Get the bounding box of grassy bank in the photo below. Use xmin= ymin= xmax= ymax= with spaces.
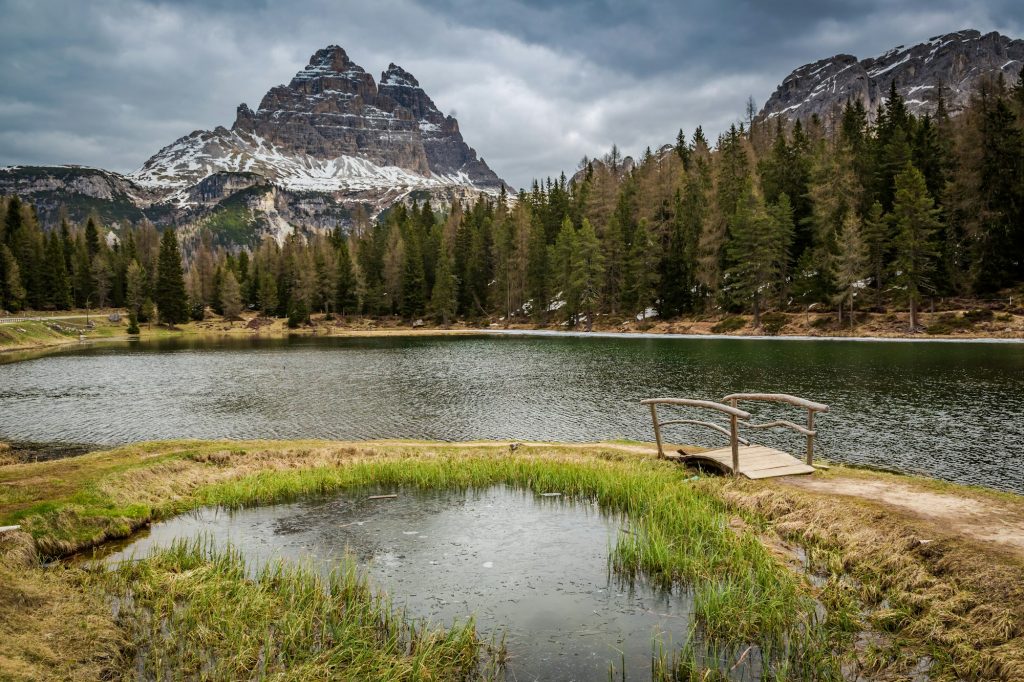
xmin=2 ymin=441 xmax=1024 ymax=679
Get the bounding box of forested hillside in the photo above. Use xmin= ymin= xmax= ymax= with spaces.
xmin=2 ymin=73 xmax=1022 ymax=330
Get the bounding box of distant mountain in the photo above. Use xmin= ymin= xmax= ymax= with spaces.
xmin=757 ymin=29 xmax=1024 ymax=125
xmin=0 ymin=46 xmax=506 ymax=248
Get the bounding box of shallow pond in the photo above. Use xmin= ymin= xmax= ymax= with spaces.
xmin=96 ymin=486 xmax=707 ymax=681
xmin=2 ymin=333 xmax=1023 ymax=491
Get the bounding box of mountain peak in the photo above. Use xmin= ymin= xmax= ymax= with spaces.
xmin=381 ymin=63 xmax=420 ymax=88
xmin=757 ymin=28 xmax=1024 ymax=125
xmin=136 ymin=43 xmax=504 ymax=201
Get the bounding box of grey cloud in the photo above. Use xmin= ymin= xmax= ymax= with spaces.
xmin=1 ymin=0 xmax=1021 ymax=189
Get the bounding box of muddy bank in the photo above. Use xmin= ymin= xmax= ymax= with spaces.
xmin=0 ymin=440 xmax=99 ymax=465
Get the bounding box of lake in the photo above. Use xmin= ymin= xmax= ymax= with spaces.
xmin=1 ymin=333 xmax=1022 ymax=491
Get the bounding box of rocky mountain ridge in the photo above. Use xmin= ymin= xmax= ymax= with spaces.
xmin=0 ymin=45 xmax=506 ymax=248
xmin=757 ymin=29 xmax=1024 ymax=124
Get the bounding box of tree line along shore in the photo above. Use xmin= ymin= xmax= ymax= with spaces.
xmin=2 ymin=74 xmax=1024 ymax=334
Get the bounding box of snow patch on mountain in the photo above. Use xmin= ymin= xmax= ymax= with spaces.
xmin=130 ymin=127 xmax=491 ymax=205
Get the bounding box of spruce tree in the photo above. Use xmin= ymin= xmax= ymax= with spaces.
xmin=219 ymin=269 xmax=242 ymax=319
xmin=831 ymin=210 xmax=869 ymax=326
xmin=891 ymin=164 xmax=940 ymax=331
xmin=126 ymin=260 xmax=146 ymax=315
xmin=525 ymin=218 xmax=549 ymax=322
xmin=44 ymin=232 xmax=72 ymax=309
xmin=572 ymin=218 xmax=605 ymax=331
xmin=862 ymin=201 xmax=888 ymax=297
xmin=429 ymin=245 xmax=458 ymax=326
xmin=725 ymin=182 xmax=779 ymax=325
xmin=258 ymin=271 xmax=279 ymax=316
xmin=85 ymin=217 xmax=101 ymax=258
xmin=335 ymin=237 xmax=358 ymax=316
xmin=155 ymin=228 xmax=188 ymax=324
xmin=400 ymin=233 xmax=426 ymax=318
xmin=551 ymin=217 xmax=579 ymax=325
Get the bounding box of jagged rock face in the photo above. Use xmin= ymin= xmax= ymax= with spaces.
xmin=757 ymin=29 xmax=1024 ymax=125
xmin=227 ymin=45 xmax=504 ymax=188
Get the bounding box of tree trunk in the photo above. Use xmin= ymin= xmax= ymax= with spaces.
xmin=909 ymin=296 xmax=917 ymax=332
xmin=753 ymin=296 xmax=761 ymax=328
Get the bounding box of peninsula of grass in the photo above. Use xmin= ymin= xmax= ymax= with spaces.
xmin=2 ymin=440 xmax=1023 ymax=680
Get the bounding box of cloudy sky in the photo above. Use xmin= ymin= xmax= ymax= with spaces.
xmin=1 ymin=0 xmax=1021 ymax=189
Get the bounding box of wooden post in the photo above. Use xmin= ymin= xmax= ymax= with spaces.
xmin=806 ymin=410 xmax=815 ymax=465
xmin=730 ymin=414 xmax=739 ymax=476
xmin=649 ymin=403 xmax=664 ymax=458
xmin=729 ymin=397 xmax=740 ymax=475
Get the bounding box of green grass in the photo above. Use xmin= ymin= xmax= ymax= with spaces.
xmin=95 ymin=537 xmax=487 ymax=681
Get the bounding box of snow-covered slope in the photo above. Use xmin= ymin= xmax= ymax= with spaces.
xmin=130 ymin=127 xmax=479 ymax=200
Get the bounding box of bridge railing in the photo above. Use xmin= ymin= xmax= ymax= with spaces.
xmin=721 ymin=393 xmax=829 ymax=466
xmin=639 ymin=398 xmax=752 ymax=474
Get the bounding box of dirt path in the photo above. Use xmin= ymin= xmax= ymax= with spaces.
xmin=780 ymin=474 xmax=1024 ymax=556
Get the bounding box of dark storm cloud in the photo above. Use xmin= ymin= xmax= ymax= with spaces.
xmin=1 ymin=0 xmax=1021 ymax=189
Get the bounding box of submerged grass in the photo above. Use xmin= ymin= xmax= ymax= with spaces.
xmin=96 ymin=537 xmax=485 ymax=681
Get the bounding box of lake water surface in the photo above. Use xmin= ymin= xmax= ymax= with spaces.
xmin=2 ymin=333 xmax=1022 ymax=491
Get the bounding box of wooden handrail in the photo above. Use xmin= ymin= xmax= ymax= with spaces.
xmin=641 ymin=398 xmax=751 ymax=474
xmin=721 ymin=393 xmax=829 ymax=413
xmin=657 ymin=419 xmax=752 ymax=446
xmin=722 ymin=393 xmax=828 ymax=466
xmin=742 ymin=420 xmax=815 ymax=437
xmin=641 ymin=398 xmax=751 ymax=420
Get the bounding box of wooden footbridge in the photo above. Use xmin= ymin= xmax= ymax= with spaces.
xmin=640 ymin=393 xmax=829 ymax=479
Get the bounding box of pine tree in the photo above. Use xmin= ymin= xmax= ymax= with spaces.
xmin=551 ymin=217 xmax=579 ymax=325
xmin=219 ymin=269 xmax=242 ymax=319
xmin=91 ymin=254 xmax=112 ymax=308
xmin=862 ymin=201 xmax=888 ymax=297
xmin=831 ymin=210 xmax=869 ymax=326
xmin=400 ymin=232 xmax=427 ymax=318
xmin=258 ymin=270 xmax=279 ymax=316
xmin=126 ymin=260 xmax=146 ymax=315
xmin=572 ymin=218 xmax=605 ymax=331
xmin=1 ymin=245 xmax=25 ymax=312
xmin=891 ymin=164 xmax=940 ymax=331
xmin=525 ymin=217 xmax=549 ymax=322
xmin=155 ymin=228 xmax=188 ymax=324
xmin=84 ymin=217 xmax=101 ymax=258
xmin=623 ymin=218 xmax=659 ymax=322
xmin=725 ymin=181 xmax=779 ymax=325
xmin=43 ymin=232 xmax=72 ymax=309
xmin=335 ymin=237 xmax=358 ymax=316
xmin=429 ymin=244 xmax=458 ymax=326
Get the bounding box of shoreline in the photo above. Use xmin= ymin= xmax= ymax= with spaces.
xmin=2 ymin=308 xmax=1023 ymax=357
